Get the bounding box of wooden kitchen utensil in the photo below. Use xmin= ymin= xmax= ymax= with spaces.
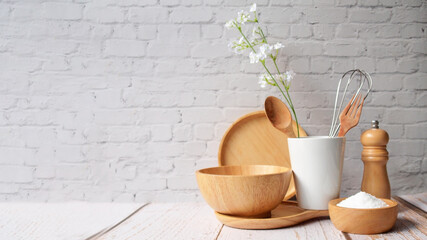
xmin=196 ymin=165 xmax=292 ymax=218
xmin=264 ymin=96 xmax=296 ymax=138
xmin=329 ymin=69 xmax=372 ymax=137
xmin=329 ymin=198 xmax=398 ymax=234
xmin=214 ymin=201 xmax=329 ymax=230
xmin=360 ymin=120 xmax=391 ymax=199
xmin=337 ymin=94 xmax=364 ymax=137
xmin=218 ymin=111 xmax=307 ymax=200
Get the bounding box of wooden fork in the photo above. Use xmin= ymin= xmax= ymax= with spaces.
xmin=337 ymin=94 xmax=364 ymax=137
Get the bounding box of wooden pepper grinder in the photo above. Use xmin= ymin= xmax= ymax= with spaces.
xmin=360 ymin=120 xmax=391 ymax=199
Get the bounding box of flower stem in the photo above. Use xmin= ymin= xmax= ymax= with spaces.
xmin=262 ymin=65 xmax=299 ymax=138
xmin=272 ymin=54 xmax=300 ymax=137
xmin=271 ymin=57 xmax=286 ymax=86
xmin=261 ymin=61 xmax=290 ymax=106
xmin=238 ymin=27 xmax=256 ymax=52
xmin=272 ymin=57 xmax=281 ymax=75
xmin=238 ymin=28 xmax=288 ymax=103
xmin=285 ymin=88 xmax=300 ymax=137
xmin=259 ymin=27 xmax=268 ymax=43
xmin=237 ymin=25 xmax=300 ymax=137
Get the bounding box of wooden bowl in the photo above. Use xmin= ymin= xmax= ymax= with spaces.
xmin=196 ymin=165 xmax=292 ymax=218
xmin=329 ymin=198 xmax=398 ymax=234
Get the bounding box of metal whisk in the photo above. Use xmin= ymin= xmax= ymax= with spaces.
xmin=329 ymin=69 xmax=373 ymax=137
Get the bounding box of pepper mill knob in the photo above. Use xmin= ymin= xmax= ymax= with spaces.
xmin=361 ymin=120 xmax=389 ymax=147
xmin=372 ymin=120 xmax=379 ymax=128
xmin=360 ymin=120 xmax=391 ymax=199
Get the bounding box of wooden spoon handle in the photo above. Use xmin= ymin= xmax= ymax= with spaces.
xmin=283 ymin=126 xmax=296 ymax=138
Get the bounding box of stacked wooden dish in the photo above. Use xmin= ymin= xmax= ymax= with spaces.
xmin=196 ymin=111 xmax=330 ymax=229
xmin=217 ymin=111 xmax=306 ymax=201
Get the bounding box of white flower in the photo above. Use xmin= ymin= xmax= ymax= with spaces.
xmin=249 ymin=45 xmax=272 ymax=63
xmin=258 ymin=78 xmax=267 ymax=88
xmin=270 ymin=71 xmax=294 ymax=87
xmin=228 ymin=37 xmax=248 ymax=54
xmin=259 ymin=44 xmax=273 ymax=54
xmin=258 ymin=44 xmax=273 ymax=60
xmin=285 ymin=70 xmax=295 ymax=82
xmin=252 ymin=27 xmax=258 ymax=37
xmin=250 ymin=3 xmax=257 ymax=12
xmin=258 ymin=74 xmax=268 ymax=88
xmin=249 ymin=37 xmax=261 ymax=47
xmin=258 ymin=52 xmax=267 ymax=61
xmin=227 ymin=41 xmax=238 ymax=53
xmin=237 ymin=10 xmax=249 ymax=24
xmin=258 ymin=73 xmax=274 ymax=88
xmin=238 ymin=37 xmax=244 ymax=44
xmin=274 ymin=42 xmax=284 ymax=49
xmin=225 ymin=19 xmax=236 ymax=29
xmin=249 ymin=51 xmax=259 ymax=63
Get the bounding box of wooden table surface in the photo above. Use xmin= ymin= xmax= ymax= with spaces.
xmin=0 ymin=193 xmax=425 ymax=240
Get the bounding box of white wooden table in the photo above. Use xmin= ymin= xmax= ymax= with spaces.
xmin=0 ymin=193 xmax=425 ymax=240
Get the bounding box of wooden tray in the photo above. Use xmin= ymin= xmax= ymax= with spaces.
xmin=215 ymin=201 xmax=329 ymax=230
xmin=218 ymin=111 xmax=307 ymax=201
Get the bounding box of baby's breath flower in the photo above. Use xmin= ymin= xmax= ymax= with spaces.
xmin=238 ymin=37 xmax=244 ymax=44
xmin=259 ymin=44 xmax=273 ymax=54
xmin=274 ymin=42 xmax=284 ymax=49
xmin=224 ymin=4 xmax=300 ymax=137
xmin=237 ymin=10 xmax=250 ymax=24
xmin=249 ymin=37 xmax=262 ymax=47
xmin=249 ymin=51 xmax=259 ymax=63
xmin=258 ymin=73 xmax=276 ymax=87
xmin=227 ymin=42 xmax=237 ymax=53
xmin=225 ymin=19 xmax=236 ymax=29
xmin=228 ymin=37 xmax=249 ymax=54
xmin=250 ymin=3 xmax=257 ymax=12
xmin=275 ymin=74 xmax=284 ymax=83
xmin=249 ymin=44 xmax=272 ymax=63
xmin=258 ymin=52 xmax=266 ymax=61
xmin=252 ymin=27 xmax=258 ymax=37
xmin=258 ymin=78 xmax=267 ymax=88
xmin=285 ymin=70 xmax=295 ymax=82
xmin=258 ymin=43 xmax=273 ymax=60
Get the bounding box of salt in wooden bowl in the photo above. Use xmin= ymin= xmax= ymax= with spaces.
xmin=329 ymin=198 xmax=398 ymax=234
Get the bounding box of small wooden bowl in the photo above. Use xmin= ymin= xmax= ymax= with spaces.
xmin=196 ymin=165 xmax=292 ymax=218
xmin=329 ymin=198 xmax=398 ymax=234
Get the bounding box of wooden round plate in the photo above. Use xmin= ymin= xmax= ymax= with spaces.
xmin=218 ymin=111 xmax=307 ymax=201
xmin=215 ymin=201 xmax=328 ymax=230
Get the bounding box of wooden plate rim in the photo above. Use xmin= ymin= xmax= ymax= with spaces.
xmin=214 ymin=201 xmax=329 ymax=229
xmin=217 ymin=110 xmax=307 ymax=201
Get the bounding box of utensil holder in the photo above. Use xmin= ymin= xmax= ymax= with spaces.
xmin=288 ymin=136 xmax=346 ymax=210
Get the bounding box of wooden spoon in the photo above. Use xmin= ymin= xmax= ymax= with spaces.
xmin=264 ymin=96 xmax=296 ymax=138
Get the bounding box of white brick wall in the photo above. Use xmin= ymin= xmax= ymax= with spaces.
xmin=0 ymin=0 xmax=425 ymax=202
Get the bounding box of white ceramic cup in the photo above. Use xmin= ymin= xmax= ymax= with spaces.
xmin=288 ymin=136 xmax=345 ymax=210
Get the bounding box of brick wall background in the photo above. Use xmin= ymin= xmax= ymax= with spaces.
xmin=0 ymin=0 xmax=425 ymax=202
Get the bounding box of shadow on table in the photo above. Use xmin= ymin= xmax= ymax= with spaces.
xmin=341 ymin=217 xmax=421 ymax=239
xmin=390 ymin=217 xmax=421 ymax=233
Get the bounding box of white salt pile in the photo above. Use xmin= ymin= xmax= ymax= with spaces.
xmin=337 ymin=191 xmax=389 ymax=209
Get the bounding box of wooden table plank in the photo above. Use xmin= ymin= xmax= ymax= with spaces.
xmin=218 ymin=218 xmax=347 ymax=240
xmin=0 ymin=202 xmax=142 ymax=240
xmin=2 ymin=193 xmax=421 ymax=240
xmin=96 ymin=202 xmax=223 ymax=240
xmin=88 ymin=203 xmax=149 ymax=240
xmin=399 ymin=192 xmax=427 ymax=213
